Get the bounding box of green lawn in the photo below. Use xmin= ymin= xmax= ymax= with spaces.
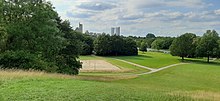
xmin=111 ymin=52 xmax=181 ymax=68
xmin=1 ymin=62 xmax=220 ymax=100
xmin=1 ymin=52 xmax=220 ymax=100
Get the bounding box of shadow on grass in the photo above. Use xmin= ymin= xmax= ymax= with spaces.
xmin=179 ymin=59 xmax=220 ymax=66
xmin=104 ymin=54 xmax=152 ymax=60
xmin=137 ymin=55 xmax=153 ymax=58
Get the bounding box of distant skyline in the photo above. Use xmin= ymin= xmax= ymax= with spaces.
xmin=49 ymin=0 xmax=220 ymax=37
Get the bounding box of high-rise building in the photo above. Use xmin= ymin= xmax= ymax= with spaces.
xmin=116 ymin=27 xmax=120 ymax=36
xmin=111 ymin=27 xmax=120 ymax=36
xmin=79 ymin=23 xmax=83 ymax=33
xmin=75 ymin=22 xmax=83 ymax=33
xmin=111 ymin=27 xmax=115 ymax=35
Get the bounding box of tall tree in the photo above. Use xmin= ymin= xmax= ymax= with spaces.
xmin=1 ymin=0 xmax=82 ymax=75
xmin=139 ymin=41 xmax=147 ymax=53
xmin=196 ymin=30 xmax=219 ymax=62
xmin=170 ymin=33 xmax=196 ymax=60
xmin=146 ymin=33 xmax=156 ymax=39
xmin=151 ymin=39 xmax=165 ymax=50
xmin=94 ymin=34 xmax=137 ymax=56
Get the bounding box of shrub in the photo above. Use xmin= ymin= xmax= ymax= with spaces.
xmin=0 ymin=50 xmax=57 ymax=72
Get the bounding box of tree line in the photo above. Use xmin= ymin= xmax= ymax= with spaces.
xmin=134 ymin=34 xmax=174 ymax=52
xmin=131 ymin=31 xmax=220 ymax=62
xmin=170 ymin=30 xmax=220 ymax=62
xmin=0 ymin=0 xmax=95 ymax=75
xmin=0 ymin=0 xmax=219 ymax=75
xmin=94 ymin=34 xmax=138 ymax=56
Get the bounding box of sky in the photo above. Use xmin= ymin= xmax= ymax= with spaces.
xmin=49 ymin=0 xmax=220 ymax=37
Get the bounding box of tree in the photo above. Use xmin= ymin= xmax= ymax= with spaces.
xmin=139 ymin=42 xmax=147 ymax=53
xmin=151 ymin=39 xmax=165 ymax=50
xmin=146 ymin=33 xmax=156 ymax=38
xmin=217 ymin=40 xmax=220 ymax=58
xmin=170 ymin=33 xmax=196 ymax=60
xmin=1 ymin=0 xmax=82 ymax=75
xmin=124 ymin=38 xmax=138 ymax=55
xmin=161 ymin=37 xmax=174 ymax=49
xmin=196 ymin=30 xmax=219 ymax=62
xmin=145 ymin=38 xmax=155 ymax=48
xmin=94 ymin=34 xmax=138 ymax=56
xmin=94 ymin=34 xmax=111 ymax=55
xmin=0 ymin=26 xmax=7 ymax=52
xmin=136 ymin=40 xmax=142 ymax=48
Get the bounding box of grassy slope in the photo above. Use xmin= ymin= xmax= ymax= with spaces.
xmin=1 ymin=63 xmax=220 ymax=100
xmin=1 ymin=52 xmax=220 ymax=100
xmin=111 ymin=52 xmax=181 ymax=68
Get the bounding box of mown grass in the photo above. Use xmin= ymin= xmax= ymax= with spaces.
xmin=111 ymin=52 xmax=181 ymax=68
xmin=0 ymin=69 xmax=193 ymax=101
xmin=1 ymin=62 xmax=220 ymax=100
xmin=1 ymin=52 xmax=220 ymax=100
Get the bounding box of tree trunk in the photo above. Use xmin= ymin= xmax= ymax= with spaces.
xmin=181 ymin=56 xmax=184 ymax=61
xmin=207 ymin=56 xmax=210 ymax=63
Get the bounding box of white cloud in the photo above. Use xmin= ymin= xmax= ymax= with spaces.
xmin=215 ymin=9 xmax=220 ymax=15
xmin=48 ymin=0 xmax=220 ymax=36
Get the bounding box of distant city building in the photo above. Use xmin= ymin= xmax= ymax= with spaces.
xmin=75 ymin=22 xmax=83 ymax=33
xmin=85 ymin=30 xmax=89 ymax=34
xmin=116 ymin=27 xmax=120 ymax=36
xmin=84 ymin=30 xmax=103 ymax=37
xmin=111 ymin=27 xmax=120 ymax=36
xmin=111 ymin=27 xmax=115 ymax=35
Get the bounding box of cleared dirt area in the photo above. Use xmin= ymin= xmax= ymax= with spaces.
xmin=80 ymin=60 xmax=121 ymax=72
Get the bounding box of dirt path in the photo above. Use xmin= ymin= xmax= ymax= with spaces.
xmin=114 ymin=59 xmax=156 ymax=71
xmin=136 ymin=63 xmax=188 ymax=75
xmin=113 ymin=58 xmax=188 ymax=75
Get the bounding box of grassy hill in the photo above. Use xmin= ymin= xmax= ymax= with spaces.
xmin=1 ymin=52 xmax=220 ymax=101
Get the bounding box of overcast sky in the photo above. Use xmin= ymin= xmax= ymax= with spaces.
xmin=49 ymin=0 xmax=220 ymax=37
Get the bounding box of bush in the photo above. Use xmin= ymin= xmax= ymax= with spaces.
xmin=0 ymin=50 xmax=57 ymax=72
xmin=56 ymin=55 xmax=82 ymax=75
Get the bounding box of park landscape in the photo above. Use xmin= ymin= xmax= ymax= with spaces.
xmin=1 ymin=0 xmax=220 ymax=101
xmin=1 ymin=51 xmax=220 ymax=101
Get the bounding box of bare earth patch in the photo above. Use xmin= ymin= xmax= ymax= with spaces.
xmin=80 ymin=60 xmax=122 ymax=72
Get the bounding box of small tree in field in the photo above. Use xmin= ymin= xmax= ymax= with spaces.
xmin=170 ymin=33 xmax=196 ymax=61
xmin=139 ymin=42 xmax=147 ymax=53
xmin=196 ymin=30 xmax=219 ymax=62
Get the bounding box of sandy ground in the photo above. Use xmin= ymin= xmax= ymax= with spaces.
xmin=80 ymin=60 xmax=121 ymax=72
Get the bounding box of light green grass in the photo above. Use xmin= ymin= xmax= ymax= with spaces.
xmin=1 ymin=62 xmax=220 ymax=100
xmin=111 ymin=52 xmax=181 ymax=68
xmin=1 ymin=53 xmax=220 ymax=100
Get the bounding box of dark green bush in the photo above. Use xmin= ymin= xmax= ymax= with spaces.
xmin=56 ymin=55 xmax=82 ymax=75
xmin=0 ymin=50 xmax=57 ymax=72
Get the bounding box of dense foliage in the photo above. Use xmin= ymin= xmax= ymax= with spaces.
xmin=196 ymin=30 xmax=219 ymax=62
xmin=0 ymin=0 xmax=81 ymax=75
xmin=170 ymin=33 xmax=196 ymax=60
xmin=170 ymin=31 xmax=220 ymax=62
xmin=139 ymin=41 xmax=147 ymax=52
xmin=94 ymin=34 xmax=138 ymax=56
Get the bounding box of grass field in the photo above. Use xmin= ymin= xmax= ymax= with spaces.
xmin=110 ymin=52 xmax=181 ymax=68
xmin=79 ymin=55 xmax=150 ymax=75
xmin=1 ymin=52 xmax=220 ymax=101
